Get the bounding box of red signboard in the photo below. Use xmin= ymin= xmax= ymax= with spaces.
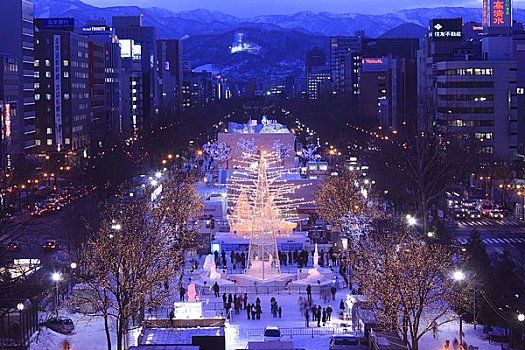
xmin=3 ymin=103 xmax=11 ymax=139
xmin=482 ymin=0 xmax=489 ymax=26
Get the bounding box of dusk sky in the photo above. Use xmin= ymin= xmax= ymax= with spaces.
xmin=81 ymin=0 xmax=525 ymax=17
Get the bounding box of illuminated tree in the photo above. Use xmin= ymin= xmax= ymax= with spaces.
xmin=272 ymin=139 xmax=292 ymax=166
xmin=353 ymin=218 xmax=461 ymax=350
xmin=315 ymin=169 xmax=375 ymax=234
xmin=75 ymin=173 xmax=202 ymax=350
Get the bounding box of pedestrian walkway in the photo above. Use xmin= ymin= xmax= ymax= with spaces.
xmin=456 ymin=218 xmax=522 ymax=227
xmin=457 ymin=237 xmax=525 ymax=245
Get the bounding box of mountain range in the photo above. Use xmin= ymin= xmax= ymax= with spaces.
xmin=32 ymin=0 xmax=523 ymax=84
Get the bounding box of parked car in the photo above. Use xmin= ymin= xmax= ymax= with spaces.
xmin=42 ymin=239 xmax=58 ymax=251
xmin=469 ymin=209 xmax=481 ymax=219
xmin=263 ymin=326 xmax=281 ymax=342
xmin=329 ymin=335 xmax=365 ymax=350
xmin=4 ymin=241 xmax=21 ymax=252
xmin=44 ymin=317 xmax=74 ymax=334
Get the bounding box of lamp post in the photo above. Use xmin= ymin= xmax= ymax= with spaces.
xmin=52 ymin=272 xmax=62 ymax=316
xmin=16 ymin=303 xmax=24 ymax=345
xmin=518 ymin=313 xmax=525 ymax=322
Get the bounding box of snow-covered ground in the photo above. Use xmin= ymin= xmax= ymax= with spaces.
xmin=30 ymin=289 xmax=507 ymax=350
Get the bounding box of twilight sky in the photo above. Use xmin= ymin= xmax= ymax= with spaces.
xmin=81 ymin=0 xmax=525 ymax=17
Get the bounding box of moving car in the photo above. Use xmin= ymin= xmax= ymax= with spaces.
xmin=329 ymin=335 xmax=365 ymax=349
xmin=453 ymin=210 xmax=466 ymax=220
xmin=489 ymin=209 xmax=504 ymax=219
xmin=469 ymin=209 xmax=481 ymax=219
xmin=263 ymin=326 xmax=281 ymax=342
xmin=44 ymin=317 xmax=74 ymax=334
xmin=42 ymin=240 xmax=59 ymax=251
xmin=4 ymin=241 xmax=21 ymax=252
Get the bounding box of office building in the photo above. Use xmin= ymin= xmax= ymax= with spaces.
xmin=0 ymin=0 xmax=37 ymax=161
xmin=330 ymin=36 xmax=361 ymax=95
xmin=34 ymin=19 xmax=91 ymax=154
xmin=80 ymin=20 xmax=123 ymax=145
xmin=0 ymin=55 xmax=19 ymax=173
xmin=113 ymin=16 xmax=157 ymax=131
xmin=305 ymin=47 xmax=332 ymax=100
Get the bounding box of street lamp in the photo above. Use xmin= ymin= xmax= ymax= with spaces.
xmin=406 ymin=214 xmax=417 ymax=226
xmin=52 ymin=272 xmax=62 ymax=316
xmin=518 ymin=313 xmax=525 ymax=322
xmin=453 ymin=270 xmax=478 ymax=332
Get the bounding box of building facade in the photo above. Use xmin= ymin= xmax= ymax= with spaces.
xmin=34 ymin=26 xmax=91 ymax=154
xmin=0 ymin=0 xmax=37 ymax=159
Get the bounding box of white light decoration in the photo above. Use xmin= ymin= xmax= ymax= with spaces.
xmin=227 ymin=150 xmax=310 ymax=280
xmin=453 ymin=270 xmax=466 ymax=281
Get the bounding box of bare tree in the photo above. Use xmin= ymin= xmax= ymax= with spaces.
xmin=354 ymin=218 xmax=461 ymax=350
xmin=75 ymin=172 xmax=203 ymax=350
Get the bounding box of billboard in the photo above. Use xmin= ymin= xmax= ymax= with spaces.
xmin=430 ymin=19 xmax=463 ymax=40
xmin=120 ymin=39 xmax=142 ymax=60
xmin=35 ymin=18 xmax=75 ymax=30
xmin=3 ymin=103 xmax=11 ymax=139
xmin=53 ymin=35 xmax=63 ymax=151
xmin=484 ymin=0 xmax=512 ymax=27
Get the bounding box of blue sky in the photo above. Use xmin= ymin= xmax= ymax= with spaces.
xmin=81 ymin=0 xmax=525 ymax=17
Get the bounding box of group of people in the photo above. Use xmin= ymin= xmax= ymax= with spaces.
xmin=302 ymin=304 xmax=334 ymax=327
xmin=221 ymin=292 xmax=249 ymax=318
xmin=270 ymin=297 xmax=283 ymax=318
xmin=213 ymin=250 xmax=247 ymax=270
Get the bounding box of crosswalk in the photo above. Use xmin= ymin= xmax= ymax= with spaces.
xmin=456 ymin=219 xmax=522 ymax=227
xmin=457 ymin=237 xmax=525 ymax=245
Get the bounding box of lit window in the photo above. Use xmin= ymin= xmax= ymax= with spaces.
xmin=63 ymin=71 xmax=69 ymax=78
xmin=65 ymin=138 xmax=70 ymax=145
xmin=46 ymin=94 xmax=51 ymax=100
xmin=63 ymin=60 xmax=69 ymax=67
xmin=46 ymin=128 xmax=52 ymax=135
xmin=64 ymin=93 xmax=70 ymax=100
xmin=47 ymin=139 xmax=53 ymax=146
xmin=34 ymin=60 xmax=40 ymax=67
xmin=45 ymin=71 xmax=51 ymax=78
xmin=35 ymin=139 xmax=41 ymax=146
xmin=45 ymin=60 xmax=50 ymax=67
xmin=35 ymin=94 xmax=40 ymax=100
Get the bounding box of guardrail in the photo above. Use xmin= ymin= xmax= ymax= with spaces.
xmin=246 ymin=326 xmax=357 ymax=338
xmin=200 ymin=283 xmax=346 ymax=296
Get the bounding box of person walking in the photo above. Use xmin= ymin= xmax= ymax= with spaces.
xmin=339 ymin=299 xmax=345 ymax=319
xmin=251 ymin=304 xmax=256 ymax=320
xmin=243 ymin=293 xmax=248 ymax=310
xmin=304 ymin=309 xmax=310 ymax=327
xmin=256 ymin=303 xmax=262 ymax=320
xmin=247 ymin=303 xmax=251 ymax=320
xmin=213 ymin=282 xmax=220 ymax=298
xmin=322 ymin=308 xmax=327 ymax=326
xmin=179 ymin=286 xmax=186 ymax=302
xmin=222 ymin=293 xmax=227 ymax=307
xmin=228 ymin=293 xmax=233 ymax=305
xmin=306 ymin=284 xmax=312 ymax=301
xmin=330 ymin=286 xmax=337 ymax=301
xmin=317 ymin=308 xmax=321 ymax=327
xmin=326 ymin=305 xmax=333 ymax=321
xmin=278 ymin=306 xmax=282 ymax=318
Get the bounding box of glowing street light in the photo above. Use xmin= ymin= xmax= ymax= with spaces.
xmin=518 ymin=313 xmax=525 ymax=322
xmin=70 ymin=262 xmax=77 ymax=269
xmin=150 ymin=179 xmax=158 ymax=186
xmin=155 ymin=172 xmax=162 ymax=179
xmin=406 ymin=214 xmax=416 ymax=226
xmin=452 ymin=270 xmax=466 ymax=281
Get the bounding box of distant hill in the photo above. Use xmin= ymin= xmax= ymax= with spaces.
xmin=32 ymin=0 xmax=525 ymax=83
xmin=380 ymin=23 xmax=428 ymax=39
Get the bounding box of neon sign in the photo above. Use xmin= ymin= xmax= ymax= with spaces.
xmin=363 ymin=58 xmax=383 ymax=64
xmin=4 ymin=103 xmax=11 ymax=139
xmin=487 ymin=0 xmax=512 ymax=27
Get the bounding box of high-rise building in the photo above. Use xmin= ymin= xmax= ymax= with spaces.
xmin=359 ymin=38 xmax=419 ymax=130
xmin=34 ymin=19 xmax=91 ymax=154
xmin=305 ymin=47 xmax=331 ymax=100
xmin=80 ymin=20 xmax=123 ymax=145
xmin=0 ymin=55 xmax=19 ymax=174
xmin=113 ymin=16 xmax=157 ymax=131
xmin=157 ymin=39 xmax=182 ymax=120
xmin=418 ymin=10 xmax=519 ymax=160
xmin=330 ymin=36 xmax=361 ymax=95
xmin=0 ymin=0 xmax=37 ymax=162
